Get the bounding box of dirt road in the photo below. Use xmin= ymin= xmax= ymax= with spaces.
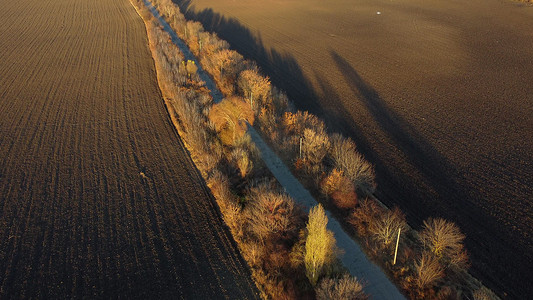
xmin=0 ymin=0 xmax=258 ymax=297
xmin=175 ymin=0 xmax=533 ymax=297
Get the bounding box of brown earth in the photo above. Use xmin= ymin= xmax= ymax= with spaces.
xmin=174 ymin=0 xmax=533 ymax=298
xmin=0 ymin=0 xmax=258 ymax=298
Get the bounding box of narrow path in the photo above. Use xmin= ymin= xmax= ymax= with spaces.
xmin=144 ymin=0 xmax=223 ymax=102
xmin=145 ymin=1 xmax=405 ymax=298
xmin=248 ymin=129 xmax=405 ymax=299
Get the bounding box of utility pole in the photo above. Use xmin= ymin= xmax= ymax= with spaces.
xmin=393 ymin=227 xmax=401 ymax=265
xmin=299 ymin=137 xmax=303 ymax=159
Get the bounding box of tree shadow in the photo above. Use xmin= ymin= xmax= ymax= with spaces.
xmin=329 ymin=50 xmax=530 ymax=297
xmin=330 ymin=51 xmax=460 ymax=200
xmin=167 ymin=1 xmax=530 ymax=297
xmin=173 ymin=0 xmax=325 ymax=117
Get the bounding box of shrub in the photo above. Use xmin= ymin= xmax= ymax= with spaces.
xmin=305 ymin=204 xmax=337 ymax=286
xmin=242 ymin=240 xmax=264 ymax=268
xmin=419 ymin=218 xmax=468 ymax=270
xmin=321 ymin=169 xmax=357 ymax=210
xmin=246 ymin=185 xmax=300 ymax=245
xmin=472 ymin=286 xmax=499 ymax=300
xmin=231 ymin=148 xmax=253 ymax=178
xmin=289 ymin=229 xmax=307 ymax=269
xmin=368 ymin=207 xmax=407 ymax=249
xmin=316 ymin=274 xmax=367 ymax=300
xmin=208 ymin=96 xmax=254 ymax=146
xmin=185 ymin=60 xmax=198 ymax=78
xmin=207 ymin=170 xmax=245 ymax=239
xmin=329 ymin=134 xmax=376 ymax=194
xmin=414 ymin=252 xmax=445 ymax=290
xmin=348 ymin=198 xmax=384 ymax=237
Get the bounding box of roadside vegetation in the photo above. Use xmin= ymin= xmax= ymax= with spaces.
xmin=130 ymin=0 xmax=498 ymax=298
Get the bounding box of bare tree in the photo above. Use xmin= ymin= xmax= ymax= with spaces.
xmin=184 ymin=21 xmax=203 ymax=42
xmin=198 ymin=31 xmax=229 ymax=56
xmin=208 ymin=96 xmax=254 ymax=145
xmin=348 ymin=198 xmax=384 ymax=236
xmin=415 ymin=251 xmax=445 ymax=289
xmin=238 ymin=69 xmax=271 ymax=111
xmin=212 ymin=49 xmax=243 ymax=79
xmin=419 ymin=218 xmax=468 ymax=269
xmin=329 ymin=134 xmax=375 ymax=194
xmin=246 ymin=185 xmax=299 ymax=244
xmin=282 ymin=111 xmax=325 ymax=137
xmin=369 ymin=207 xmax=407 ymax=249
xmin=316 ymin=274 xmax=367 ymax=300
xmin=321 ymin=169 xmax=357 ymax=210
xmin=302 ymin=128 xmax=330 ymax=169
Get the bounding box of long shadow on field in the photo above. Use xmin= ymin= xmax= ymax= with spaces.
xmin=173 ymin=0 xmax=324 ymax=116
xmin=168 ymin=1 xmax=528 ymax=297
xmin=331 ymin=51 xmax=459 ymax=201
xmin=330 ymin=51 xmax=532 ymax=298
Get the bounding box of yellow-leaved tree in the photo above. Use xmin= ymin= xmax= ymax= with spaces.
xmin=305 ymin=204 xmax=337 ymax=286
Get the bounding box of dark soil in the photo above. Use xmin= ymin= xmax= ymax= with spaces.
xmin=0 ymin=0 xmax=258 ymax=298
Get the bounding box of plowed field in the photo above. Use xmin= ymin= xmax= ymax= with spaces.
xmin=175 ymin=0 xmax=533 ymax=297
xmin=0 ymin=0 xmax=257 ymax=298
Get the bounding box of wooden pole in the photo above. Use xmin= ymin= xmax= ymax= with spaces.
xmin=393 ymin=227 xmax=401 ymax=265
xmin=299 ymin=137 xmax=303 ymax=159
